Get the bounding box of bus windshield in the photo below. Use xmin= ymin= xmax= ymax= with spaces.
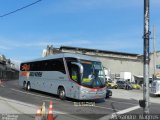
xmin=80 ymin=60 xmax=105 ymax=88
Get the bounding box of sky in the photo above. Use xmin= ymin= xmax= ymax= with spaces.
xmin=0 ymin=0 xmax=160 ymax=65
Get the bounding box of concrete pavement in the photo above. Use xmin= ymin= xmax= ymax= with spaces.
xmin=0 ymin=96 xmax=37 ymax=114
xmin=0 ymin=96 xmax=88 ymax=120
xmin=1 ymin=80 xmax=160 ymax=120
xmin=111 ymin=89 xmax=160 ymax=104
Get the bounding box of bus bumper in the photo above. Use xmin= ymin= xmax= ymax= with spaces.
xmin=79 ymin=88 xmax=106 ymax=100
xmin=150 ymin=88 xmax=160 ymax=95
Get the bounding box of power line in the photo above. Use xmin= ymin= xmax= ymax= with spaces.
xmin=0 ymin=0 xmax=42 ymax=18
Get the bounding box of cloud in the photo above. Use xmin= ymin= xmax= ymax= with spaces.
xmin=11 ymin=59 xmax=22 ymax=70
xmin=52 ymin=40 xmax=91 ymax=46
xmin=85 ymin=35 xmax=143 ymax=54
xmin=0 ymin=32 xmax=144 ymax=54
xmin=0 ymin=37 xmax=91 ymax=50
xmin=12 ymin=59 xmax=21 ymax=64
xmin=21 ymin=40 xmax=90 ymax=48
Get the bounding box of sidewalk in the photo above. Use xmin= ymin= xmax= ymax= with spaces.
xmin=0 ymin=96 xmax=37 ymax=114
xmin=0 ymin=96 xmax=88 ymax=120
xmin=111 ymin=89 xmax=160 ymax=104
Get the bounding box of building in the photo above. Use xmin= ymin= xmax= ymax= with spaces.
xmin=149 ymin=51 xmax=160 ymax=78
xmin=59 ymin=46 xmax=143 ymax=81
xmin=0 ymin=55 xmax=19 ymax=80
xmin=42 ymin=45 xmax=143 ymax=82
xmin=43 ymin=45 xmax=160 ymax=84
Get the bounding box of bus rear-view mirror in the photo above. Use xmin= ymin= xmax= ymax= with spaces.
xmin=71 ymin=62 xmax=83 ymax=74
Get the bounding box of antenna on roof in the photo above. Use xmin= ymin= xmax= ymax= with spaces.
xmin=42 ymin=45 xmax=61 ymax=57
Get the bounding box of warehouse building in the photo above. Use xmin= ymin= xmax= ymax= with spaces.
xmin=59 ymin=46 xmax=143 ymax=81
xmin=43 ymin=45 xmax=160 ymax=84
xmin=149 ymin=51 xmax=160 ymax=78
xmin=0 ymin=55 xmax=19 ymax=80
xmin=42 ymin=45 xmax=144 ymax=83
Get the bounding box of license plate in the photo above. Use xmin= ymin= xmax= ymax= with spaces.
xmin=95 ymin=95 xmax=101 ymax=99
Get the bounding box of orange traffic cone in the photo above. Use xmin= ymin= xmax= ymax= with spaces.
xmin=47 ymin=101 xmax=54 ymax=120
xmin=35 ymin=108 xmax=42 ymax=120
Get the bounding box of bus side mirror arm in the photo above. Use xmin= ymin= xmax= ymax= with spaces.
xmin=71 ymin=62 xmax=83 ymax=81
xmin=71 ymin=62 xmax=83 ymax=74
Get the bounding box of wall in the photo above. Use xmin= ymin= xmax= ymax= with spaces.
xmin=98 ymin=57 xmax=143 ymax=78
xmin=149 ymin=51 xmax=160 ymax=77
xmin=60 ymin=49 xmax=143 ymax=79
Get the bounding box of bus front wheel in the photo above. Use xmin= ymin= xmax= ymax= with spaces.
xmin=58 ymin=87 xmax=66 ymax=100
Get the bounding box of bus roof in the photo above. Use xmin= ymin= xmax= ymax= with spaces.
xmin=21 ymin=53 xmax=100 ymax=63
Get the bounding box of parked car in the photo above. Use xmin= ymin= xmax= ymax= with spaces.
xmin=106 ymin=89 xmax=112 ymax=98
xmin=130 ymin=82 xmax=141 ymax=89
xmin=116 ymin=80 xmax=132 ymax=90
xmin=106 ymin=80 xmax=118 ymax=89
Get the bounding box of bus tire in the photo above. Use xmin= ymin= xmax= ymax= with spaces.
xmin=23 ymin=81 xmax=27 ymax=90
xmin=58 ymin=87 xmax=66 ymax=100
xmin=26 ymin=82 xmax=31 ymax=91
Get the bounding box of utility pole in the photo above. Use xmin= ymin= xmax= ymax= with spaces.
xmin=143 ymin=0 xmax=150 ymax=115
xmin=153 ymin=25 xmax=156 ymax=79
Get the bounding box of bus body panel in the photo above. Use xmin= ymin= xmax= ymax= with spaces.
xmin=19 ymin=75 xmax=106 ymax=100
xmin=19 ymin=71 xmax=70 ymax=95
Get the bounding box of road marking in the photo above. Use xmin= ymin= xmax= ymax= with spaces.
xmin=93 ymin=105 xmax=119 ymax=111
xmin=11 ymin=88 xmax=59 ymax=100
xmin=11 ymin=88 xmax=120 ymax=111
xmin=106 ymin=99 xmax=138 ymax=105
xmin=10 ymin=88 xmax=73 ymax=104
xmin=0 ymin=85 xmax=5 ymax=87
xmin=53 ymin=110 xmax=68 ymax=114
xmin=115 ymin=105 xmax=140 ymax=115
xmin=10 ymin=88 xmax=134 ymax=112
xmin=0 ymin=95 xmax=89 ymax=120
xmin=0 ymin=96 xmax=67 ymax=115
xmin=99 ymin=105 xmax=140 ymax=120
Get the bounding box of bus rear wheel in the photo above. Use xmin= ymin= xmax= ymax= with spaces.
xmin=23 ymin=81 xmax=27 ymax=90
xmin=58 ymin=87 xmax=66 ymax=100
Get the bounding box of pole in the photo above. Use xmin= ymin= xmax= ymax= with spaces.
xmin=143 ymin=0 xmax=150 ymax=115
xmin=153 ymin=26 xmax=156 ymax=78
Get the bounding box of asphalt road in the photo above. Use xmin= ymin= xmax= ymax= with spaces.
xmin=0 ymin=80 xmax=160 ymax=120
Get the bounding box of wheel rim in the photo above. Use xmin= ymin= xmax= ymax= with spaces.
xmin=60 ymin=91 xmax=64 ymax=98
xmin=59 ymin=89 xmax=65 ymax=99
xmin=27 ymin=84 xmax=30 ymax=90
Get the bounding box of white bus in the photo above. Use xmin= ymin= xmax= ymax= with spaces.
xmin=19 ymin=53 xmax=106 ymax=100
xmin=150 ymin=79 xmax=160 ymax=96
